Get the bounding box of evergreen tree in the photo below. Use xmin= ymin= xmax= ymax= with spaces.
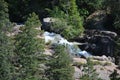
xmin=49 ymin=0 xmax=84 ymax=39
xmin=59 ymin=0 xmax=84 ymax=39
xmin=76 ymin=0 xmax=104 ymax=15
xmin=0 ymin=0 xmax=13 ymax=80
xmin=14 ymin=12 xmax=45 ymax=80
xmin=80 ymin=58 xmax=102 ymax=80
xmin=46 ymin=45 xmax=74 ymax=80
xmin=68 ymin=0 xmax=84 ymax=37
xmin=109 ymin=70 xmax=120 ymax=80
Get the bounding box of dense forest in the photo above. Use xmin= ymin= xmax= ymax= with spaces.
xmin=0 ymin=0 xmax=120 ymax=80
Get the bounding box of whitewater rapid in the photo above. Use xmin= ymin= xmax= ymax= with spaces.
xmin=43 ymin=31 xmax=92 ymax=58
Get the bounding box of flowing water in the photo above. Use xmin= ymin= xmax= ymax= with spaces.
xmin=43 ymin=31 xmax=92 ymax=58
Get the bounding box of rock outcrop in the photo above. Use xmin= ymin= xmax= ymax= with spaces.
xmin=73 ymin=30 xmax=117 ymax=56
xmin=73 ymin=56 xmax=120 ymax=80
xmin=41 ymin=17 xmax=53 ymax=32
xmin=85 ymin=10 xmax=108 ymax=30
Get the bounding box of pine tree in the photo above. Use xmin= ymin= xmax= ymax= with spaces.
xmin=49 ymin=0 xmax=84 ymax=39
xmin=0 ymin=0 xmax=13 ymax=80
xmin=69 ymin=0 xmax=84 ymax=33
xmin=46 ymin=45 xmax=74 ymax=80
xmin=59 ymin=0 xmax=84 ymax=39
xmin=14 ymin=12 xmax=45 ymax=80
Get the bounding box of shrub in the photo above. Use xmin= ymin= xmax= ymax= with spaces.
xmin=48 ymin=0 xmax=85 ymax=39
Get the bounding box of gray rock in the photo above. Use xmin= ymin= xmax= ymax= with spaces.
xmin=85 ymin=10 xmax=107 ymax=30
xmin=42 ymin=17 xmax=53 ymax=31
xmin=42 ymin=17 xmax=62 ymax=32
xmin=74 ymin=30 xmax=117 ymax=56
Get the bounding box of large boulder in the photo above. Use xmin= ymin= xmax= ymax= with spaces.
xmin=74 ymin=30 xmax=117 ymax=56
xmin=42 ymin=17 xmax=67 ymax=33
xmin=41 ymin=17 xmax=53 ymax=31
xmin=85 ymin=10 xmax=108 ymax=30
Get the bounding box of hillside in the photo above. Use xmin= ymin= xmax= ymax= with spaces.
xmin=0 ymin=0 xmax=120 ymax=80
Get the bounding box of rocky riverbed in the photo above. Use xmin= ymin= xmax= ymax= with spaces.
xmin=11 ymin=23 xmax=120 ymax=80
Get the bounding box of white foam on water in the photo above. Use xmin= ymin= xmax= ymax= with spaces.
xmin=43 ymin=31 xmax=92 ymax=58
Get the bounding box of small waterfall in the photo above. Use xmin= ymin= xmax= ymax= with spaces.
xmin=43 ymin=31 xmax=92 ymax=58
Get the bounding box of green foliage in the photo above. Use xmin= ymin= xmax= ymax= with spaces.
xmin=46 ymin=45 xmax=74 ymax=80
xmin=80 ymin=58 xmax=102 ymax=80
xmin=0 ymin=0 xmax=13 ymax=80
xmin=61 ymin=25 xmax=76 ymax=39
xmin=6 ymin=0 xmax=51 ymax=22
xmin=76 ymin=0 xmax=104 ymax=14
xmin=0 ymin=0 xmax=12 ymax=32
xmin=73 ymin=62 xmax=85 ymax=68
xmin=47 ymin=7 xmax=73 ymax=39
xmin=14 ymin=12 xmax=45 ymax=80
xmin=6 ymin=0 xmax=105 ymax=23
xmin=104 ymin=0 xmax=120 ymax=30
xmin=48 ymin=7 xmax=68 ymax=34
xmin=48 ymin=7 xmax=67 ymax=19
xmin=0 ymin=0 xmax=8 ymax=20
xmin=111 ymin=1 xmax=120 ymax=30
xmin=49 ymin=0 xmax=84 ymax=39
xmin=51 ymin=18 xmax=68 ymax=33
xmin=61 ymin=0 xmax=84 ymax=38
xmin=114 ymin=38 xmax=120 ymax=66
xmin=7 ymin=0 xmax=85 ymax=39
xmin=92 ymin=60 xmax=102 ymax=65
xmin=78 ymin=9 xmax=89 ymax=19
xmin=25 ymin=12 xmax=42 ymax=28
xmin=109 ymin=70 xmax=120 ymax=80
xmin=5 ymin=0 xmax=29 ymax=22
xmin=0 ymin=32 xmax=13 ymax=80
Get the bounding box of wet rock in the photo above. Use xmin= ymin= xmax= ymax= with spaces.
xmin=75 ymin=30 xmax=117 ymax=56
xmin=42 ymin=17 xmax=53 ymax=31
xmin=42 ymin=17 xmax=65 ymax=33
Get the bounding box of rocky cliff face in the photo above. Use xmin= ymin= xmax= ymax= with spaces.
xmin=80 ymin=10 xmax=117 ymax=56
xmin=73 ymin=30 xmax=117 ymax=56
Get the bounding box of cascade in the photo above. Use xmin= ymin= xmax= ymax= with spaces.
xmin=43 ymin=31 xmax=92 ymax=58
